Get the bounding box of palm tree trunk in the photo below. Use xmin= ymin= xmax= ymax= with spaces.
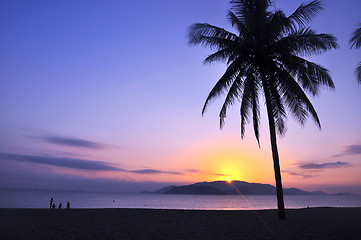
xmin=266 ymin=105 xmax=286 ymax=220
xmin=262 ymin=76 xmax=286 ymax=220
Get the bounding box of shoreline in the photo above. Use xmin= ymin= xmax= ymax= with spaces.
xmin=1 ymin=207 xmax=361 ymax=239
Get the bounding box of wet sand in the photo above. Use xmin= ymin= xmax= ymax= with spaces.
xmin=1 ymin=207 xmax=360 ymax=239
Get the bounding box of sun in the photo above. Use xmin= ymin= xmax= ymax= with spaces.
xmin=227 ymin=179 xmax=232 ymax=183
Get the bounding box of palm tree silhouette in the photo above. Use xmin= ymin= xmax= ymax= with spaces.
xmin=188 ymin=0 xmax=338 ymax=219
xmin=349 ymin=23 xmax=361 ymax=84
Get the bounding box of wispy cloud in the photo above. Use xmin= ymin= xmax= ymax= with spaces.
xmin=0 ymin=152 xmax=181 ymax=175
xmin=183 ymin=169 xmax=231 ymax=177
xmin=185 ymin=169 xmax=200 ymax=173
xmin=343 ymin=145 xmax=361 ymax=155
xmin=282 ymin=170 xmax=315 ymax=178
xmin=0 ymin=152 xmax=119 ymax=171
xmin=333 ymin=144 xmax=361 ymax=157
xmin=34 ymin=136 xmax=105 ymax=150
xmin=183 ymin=168 xmax=233 ymax=177
xmin=298 ymin=161 xmax=351 ymax=169
xmin=130 ymin=169 xmax=182 ymax=175
xmin=214 ymin=173 xmax=231 ymax=177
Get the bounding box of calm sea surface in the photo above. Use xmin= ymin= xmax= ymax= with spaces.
xmin=0 ymin=189 xmax=360 ymax=210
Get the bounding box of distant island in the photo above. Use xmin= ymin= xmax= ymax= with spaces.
xmin=141 ymin=181 xmax=355 ymax=196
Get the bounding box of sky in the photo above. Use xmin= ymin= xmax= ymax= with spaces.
xmin=0 ymin=0 xmax=361 ymax=194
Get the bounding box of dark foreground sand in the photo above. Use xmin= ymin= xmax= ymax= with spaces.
xmin=1 ymin=208 xmax=360 ymax=240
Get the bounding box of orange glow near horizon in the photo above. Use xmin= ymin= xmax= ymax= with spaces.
xmin=52 ymin=135 xmax=329 ymax=188
xmin=197 ymin=146 xmax=274 ymax=184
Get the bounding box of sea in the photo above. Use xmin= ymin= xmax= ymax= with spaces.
xmin=0 ymin=189 xmax=360 ymax=210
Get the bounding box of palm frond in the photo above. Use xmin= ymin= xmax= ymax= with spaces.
xmin=349 ymin=23 xmax=361 ymax=49
xmin=188 ymin=23 xmax=239 ymax=50
xmin=268 ymin=81 xmax=287 ymax=136
xmin=240 ymin=73 xmax=256 ymax=139
xmin=273 ymin=65 xmax=320 ymax=127
xmin=267 ymin=10 xmax=290 ymax=41
xmin=231 ymin=0 xmax=271 ymax=17
xmin=279 ymin=55 xmax=334 ymax=96
xmin=251 ymin=84 xmax=261 ymax=146
xmin=356 ymin=62 xmax=361 ymax=84
xmin=227 ymin=11 xmax=249 ymax=38
xmin=238 ymin=68 xmax=260 ymax=145
xmin=202 ymin=59 xmax=245 ymax=115
xmin=231 ymin=0 xmax=272 ymax=38
xmin=203 ymin=48 xmax=237 ymax=64
xmin=278 ymin=80 xmax=308 ymax=125
xmin=203 ymin=41 xmax=251 ymax=65
xmin=279 ymin=71 xmax=321 ymax=128
xmin=288 ymin=0 xmax=323 ymax=30
xmin=273 ymin=28 xmax=338 ymax=56
xmin=219 ymin=76 xmax=243 ymax=128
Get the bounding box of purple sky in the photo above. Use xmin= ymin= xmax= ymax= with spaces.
xmin=0 ymin=0 xmax=360 ymax=194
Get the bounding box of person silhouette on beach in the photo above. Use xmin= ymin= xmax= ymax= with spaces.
xmin=52 ymin=203 xmax=56 ymax=209
xmin=50 ymin=198 xmax=54 ymax=209
xmin=67 ymin=202 xmax=70 ymax=209
xmin=58 ymin=203 xmax=62 ymax=209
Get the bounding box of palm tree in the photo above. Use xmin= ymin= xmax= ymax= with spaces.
xmin=188 ymin=0 xmax=338 ymax=219
xmin=349 ymin=23 xmax=361 ymax=84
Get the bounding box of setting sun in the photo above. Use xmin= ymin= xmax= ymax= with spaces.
xmin=227 ymin=179 xmax=232 ymax=183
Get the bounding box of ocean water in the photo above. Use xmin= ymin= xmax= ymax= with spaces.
xmin=0 ymin=189 xmax=360 ymax=210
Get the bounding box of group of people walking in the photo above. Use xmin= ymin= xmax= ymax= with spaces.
xmin=50 ymin=198 xmax=70 ymax=209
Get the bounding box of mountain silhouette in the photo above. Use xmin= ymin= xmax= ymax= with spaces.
xmin=141 ymin=181 xmax=353 ymax=195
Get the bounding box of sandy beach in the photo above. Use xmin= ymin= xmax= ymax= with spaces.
xmin=1 ymin=207 xmax=360 ymax=240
